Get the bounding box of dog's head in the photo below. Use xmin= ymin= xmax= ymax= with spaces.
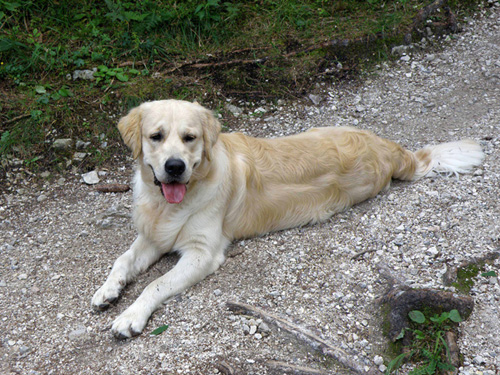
xmin=117 ymin=100 xmax=221 ymax=203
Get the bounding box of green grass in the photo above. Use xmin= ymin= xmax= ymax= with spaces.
xmin=0 ymin=0 xmax=486 ymax=176
xmin=386 ymin=309 xmax=463 ymax=375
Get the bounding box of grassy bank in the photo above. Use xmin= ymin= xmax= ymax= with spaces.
xmin=0 ymin=0 xmax=486 ymax=174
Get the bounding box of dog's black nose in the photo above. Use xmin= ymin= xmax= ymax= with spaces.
xmin=165 ymin=158 xmax=186 ymax=177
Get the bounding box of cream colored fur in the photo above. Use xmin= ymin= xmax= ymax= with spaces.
xmin=92 ymin=99 xmax=484 ymax=338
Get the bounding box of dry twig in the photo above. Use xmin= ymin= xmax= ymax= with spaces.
xmin=94 ymin=184 xmax=130 ymax=193
xmin=226 ymin=301 xmax=378 ymax=375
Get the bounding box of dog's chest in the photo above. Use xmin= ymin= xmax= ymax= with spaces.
xmin=133 ymin=200 xmax=190 ymax=249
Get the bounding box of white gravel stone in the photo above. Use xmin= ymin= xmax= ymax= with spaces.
xmin=82 ymin=170 xmax=100 ymax=185
xmin=373 ymin=355 xmax=384 ymax=366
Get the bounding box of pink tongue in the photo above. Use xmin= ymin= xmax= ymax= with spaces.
xmin=161 ymin=183 xmax=187 ymax=204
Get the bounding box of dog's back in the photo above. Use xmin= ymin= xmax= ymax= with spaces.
xmin=220 ymin=127 xmax=483 ymax=240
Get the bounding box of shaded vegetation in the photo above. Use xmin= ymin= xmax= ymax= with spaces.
xmin=0 ymin=0 xmax=487 ymax=175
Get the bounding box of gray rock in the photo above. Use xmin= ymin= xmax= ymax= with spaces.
xmin=308 ymin=94 xmax=322 ymax=106
xmin=68 ymin=326 xmax=87 ymax=340
xmin=73 ymin=152 xmax=87 ymax=162
xmin=373 ymin=355 xmax=384 ymax=366
xmin=242 ymin=324 xmax=250 ymax=335
xmin=72 ymin=68 xmax=97 ymax=81
xmin=249 ymin=325 xmax=257 ymax=335
xmin=426 ymin=246 xmax=439 ymax=256
xmin=213 ymin=289 xmax=222 ymax=296
xmin=393 ymin=234 xmax=405 ymax=246
xmin=37 ymin=195 xmax=47 ymax=202
xmin=82 ymin=170 xmax=100 ymax=185
xmin=225 ymin=103 xmax=244 ymax=117
xmin=391 ymin=45 xmax=408 ymax=55
xmin=253 ymin=107 xmax=266 ymax=115
xmin=19 ymin=345 xmax=30 ymax=355
xmin=53 ymin=139 xmax=73 ymax=150
xmin=473 ymin=355 xmax=485 ymax=365
xmin=425 ymin=54 xmax=436 ymax=62
xmin=258 ymin=322 xmax=270 ymax=333
xmin=76 ymin=140 xmax=91 ymax=149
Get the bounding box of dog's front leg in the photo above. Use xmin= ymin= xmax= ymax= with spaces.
xmin=92 ymin=234 xmax=162 ymax=311
xmin=111 ymin=235 xmax=229 ymax=339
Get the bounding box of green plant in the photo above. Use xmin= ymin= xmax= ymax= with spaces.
xmin=150 ymin=324 xmax=169 ymax=336
xmin=386 ymin=309 xmax=463 ymax=375
xmin=93 ymin=65 xmax=140 ymax=85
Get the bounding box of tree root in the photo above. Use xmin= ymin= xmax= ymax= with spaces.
xmin=378 ymin=287 xmax=474 ymax=342
xmin=406 ymin=0 xmax=459 ymax=43
xmin=214 ymin=359 xmax=238 ymax=375
xmin=226 ymin=300 xmax=379 ymax=375
xmin=442 ymin=250 xmax=500 ymax=286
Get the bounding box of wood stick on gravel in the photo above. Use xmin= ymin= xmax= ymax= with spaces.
xmin=226 ymin=301 xmax=379 ymax=375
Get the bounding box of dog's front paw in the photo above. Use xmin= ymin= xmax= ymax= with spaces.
xmin=111 ymin=305 xmax=150 ymax=339
xmin=91 ymin=283 xmax=121 ymax=311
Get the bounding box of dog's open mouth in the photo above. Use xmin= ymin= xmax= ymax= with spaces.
xmin=154 ymin=176 xmax=187 ymax=204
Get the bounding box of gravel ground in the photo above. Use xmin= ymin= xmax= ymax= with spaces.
xmin=1 ymin=4 xmax=499 ymax=375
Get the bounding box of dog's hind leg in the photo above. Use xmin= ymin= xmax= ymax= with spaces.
xmin=91 ymin=235 xmax=162 ymax=311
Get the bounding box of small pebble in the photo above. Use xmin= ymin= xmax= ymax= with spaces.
xmin=473 ymin=355 xmax=485 ymax=365
xmin=242 ymin=324 xmax=250 ymax=335
xmin=37 ymin=195 xmax=47 ymax=202
xmin=249 ymin=325 xmax=257 ymax=335
xmin=19 ymin=346 xmax=30 ymax=355
xmin=258 ymin=322 xmax=270 ymax=333
xmin=374 ymin=355 xmax=384 ymax=366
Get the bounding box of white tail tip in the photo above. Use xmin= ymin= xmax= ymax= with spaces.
xmin=414 ymin=139 xmax=484 ymax=180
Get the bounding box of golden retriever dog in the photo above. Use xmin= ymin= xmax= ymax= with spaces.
xmin=92 ymin=99 xmax=484 ymax=338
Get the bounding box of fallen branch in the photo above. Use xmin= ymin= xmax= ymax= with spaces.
xmin=164 ymin=57 xmax=268 ymax=75
xmin=94 ymin=184 xmax=131 ymax=193
xmin=444 ymin=331 xmax=460 ymax=369
xmin=226 ymin=301 xmax=378 ymax=375
xmin=4 ymin=113 xmax=31 ymax=125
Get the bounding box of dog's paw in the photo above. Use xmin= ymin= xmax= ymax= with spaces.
xmin=111 ymin=306 xmax=149 ymax=339
xmin=91 ymin=283 xmax=121 ymax=311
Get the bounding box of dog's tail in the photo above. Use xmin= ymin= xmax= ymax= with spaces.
xmin=394 ymin=139 xmax=484 ymax=181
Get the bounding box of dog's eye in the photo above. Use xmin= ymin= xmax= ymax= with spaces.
xmin=150 ymin=133 xmax=163 ymax=142
xmin=183 ymin=134 xmax=196 ymax=143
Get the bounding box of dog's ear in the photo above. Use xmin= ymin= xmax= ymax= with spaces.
xmin=117 ymin=106 xmax=142 ymax=159
xmin=201 ymin=108 xmax=221 ymax=162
